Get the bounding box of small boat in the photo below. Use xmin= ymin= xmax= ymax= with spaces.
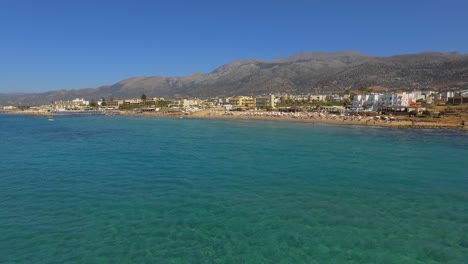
xmin=47 ymin=115 xmax=54 ymax=121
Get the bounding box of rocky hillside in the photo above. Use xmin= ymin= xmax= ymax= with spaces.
xmin=1 ymin=51 xmax=467 ymax=105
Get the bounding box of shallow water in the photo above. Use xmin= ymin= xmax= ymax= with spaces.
xmin=1 ymin=114 xmax=467 ymax=263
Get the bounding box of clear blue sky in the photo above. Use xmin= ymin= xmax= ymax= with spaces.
xmin=1 ymin=0 xmax=467 ymax=93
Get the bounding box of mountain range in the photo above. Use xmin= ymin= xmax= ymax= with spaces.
xmin=1 ymin=51 xmax=467 ymax=105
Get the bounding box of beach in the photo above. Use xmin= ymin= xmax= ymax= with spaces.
xmin=3 ymin=108 xmax=467 ymax=130
xmin=141 ymin=109 xmax=468 ymax=130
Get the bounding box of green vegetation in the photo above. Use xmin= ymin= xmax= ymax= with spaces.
xmin=89 ymin=99 xmax=98 ymax=108
xmin=118 ymin=100 xmax=172 ymax=111
xmin=421 ymin=110 xmax=434 ymax=118
xmin=18 ymin=106 xmax=31 ymax=110
xmin=341 ymin=98 xmax=352 ymax=107
xmin=358 ymin=87 xmax=374 ymax=93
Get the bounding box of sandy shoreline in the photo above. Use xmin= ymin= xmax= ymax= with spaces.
xmin=3 ymin=110 xmax=467 ymax=131
xmin=144 ymin=110 xmax=468 ymax=131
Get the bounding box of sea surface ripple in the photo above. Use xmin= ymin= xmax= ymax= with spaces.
xmin=1 ymin=114 xmax=467 ymax=263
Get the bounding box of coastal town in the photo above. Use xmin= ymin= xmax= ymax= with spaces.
xmin=2 ymin=89 xmax=468 ymax=129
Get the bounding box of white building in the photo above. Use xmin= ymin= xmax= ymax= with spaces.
xmin=288 ymin=95 xmax=309 ymax=101
xmin=410 ymin=91 xmax=436 ymax=103
xmin=351 ymin=94 xmax=366 ymax=109
xmin=180 ymin=99 xmax=202 ymax=108
xmin=223 ymin=104 xmax=233 ymax=110
xmin=352 ymin=92 xmax=424 ymax=111
xmin=378 ymin=92 xmax=412 ymax=111
xmin=54 ymin=98 xmax=90 ymax=110
xmin=2 ymin=106 xmax=17 ymax=110
xmin=366 ymin=94 xmax=381 ymax=110
xmin=72 ymin=98 xmax=89 ymax=106
xmin=439 ymin=91 xmax=455 ymax=101
xmin=351 ymin=94 xmax=381 ymax=111
xmin=410 ymin=91 xmax=425 ymax=101
xmin=308 ymin=94 xmax=327 ymax=102
xmin=124 ymin=98 xmax=143 ymax=104
xmin=329 ymin=94 xmax=343 ymax=102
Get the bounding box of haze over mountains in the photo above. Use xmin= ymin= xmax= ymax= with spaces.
xmin=1 ymin=51 xmax=467 ymax=105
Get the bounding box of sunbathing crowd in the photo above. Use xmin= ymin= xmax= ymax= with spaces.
xmin=206 ymin=110 xmax=403 ymax=123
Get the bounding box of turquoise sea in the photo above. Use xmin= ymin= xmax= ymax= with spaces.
xmin=1 ymin=114 xmax=467 ymax=263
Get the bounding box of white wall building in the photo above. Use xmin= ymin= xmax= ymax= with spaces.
xmin=410 ymin=91 xmax=436 ymax=103
xmin=410 ymin=91 xmax=425 ymax=101
xmin=379 ymin=93 xmax=410 ymax=107
xmin=288 ymin=95 xmax=309 ymax=101
xmin=308 ymin=94 xmax=327 ymax=102
xmin=72 ymin=98 xmax=89 ymax=106
xmin=351 ymin=92 xmax=422 ymax=111
xmin=366 ymin=94 xmax=381 ymax=110
xmin=351 ymin=94 xmax=366 ymax=109
xmin=351 ymin=94 xmax=381 ymax=111
xmin=2 ymin=106 xmax=17 ymax=110
xmin=329 ymin=94 xmax=343 ymax=102
xmin=54 ymin=98 xmax=90 ymax=110
xmin=124 ymin=98 xmax=142 ymax=104
xmin=439 ymin=91 xmax=455 ymax=101
xmin=181 ymin=99 xmax=201 ymax=108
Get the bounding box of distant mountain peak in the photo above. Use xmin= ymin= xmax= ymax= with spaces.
xmin=1 ymin=50 xmax=467 ymax=105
